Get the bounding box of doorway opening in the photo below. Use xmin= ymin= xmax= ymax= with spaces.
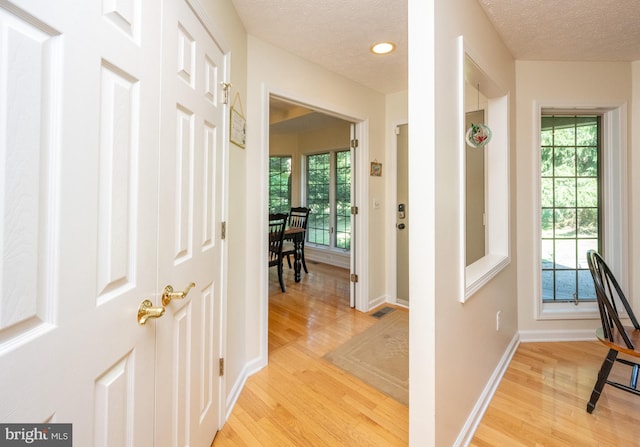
xmin=268 ymin=96 xmax=356 ymax=306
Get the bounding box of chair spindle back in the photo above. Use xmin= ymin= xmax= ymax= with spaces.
xmin=586 ymin=250 xmax=640 ymax=350
xmin=268 ymin=213 xmax=288 ymax=265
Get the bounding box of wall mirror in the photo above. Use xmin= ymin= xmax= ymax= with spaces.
xmin=458 ymin=38 xmax=511 ymax=302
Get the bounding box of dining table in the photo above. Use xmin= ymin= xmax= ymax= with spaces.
xmin=284 ymin=227 xmax=306 ymax=282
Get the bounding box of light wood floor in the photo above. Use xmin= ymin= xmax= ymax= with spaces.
xmin=212 ymin=262 xmax=640 ymax=446
xmin=471 ymin=341 xmax=640 ymax=446
xmin=212 ymin=262 xmax=409 ymax=446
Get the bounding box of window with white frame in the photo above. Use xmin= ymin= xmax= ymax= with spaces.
xmin=306 ymin=150 xmax=351 ymax=251
xmin=537 ymin=106 xmax=627 ymax=319
xmin=540 ymin=115 xmax=601 ymax=304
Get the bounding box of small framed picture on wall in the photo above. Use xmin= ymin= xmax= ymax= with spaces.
xmin=230 ymin=106 xmax=246 ymax=148
xmin=370 ymin=161 xmax=382 ymax=177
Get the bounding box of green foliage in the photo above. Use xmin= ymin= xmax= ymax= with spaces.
xmin=540 ymin=115 xmax=600 ymax=302
xmin=269 ymin=156 xmax=291 ymax=214
xmin=307 ymin=153 xmax=331 ymax=246
xmin=306 ymin=151 xmax=352 ymax=249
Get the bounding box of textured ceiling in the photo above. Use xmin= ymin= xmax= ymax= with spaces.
xmin=478 ymin=0 xmax=640 ymax=61
xmin=231 ymin=0 xmax=408 ymax=94
xmin=231 ymin=0 xmax=640 ymax=95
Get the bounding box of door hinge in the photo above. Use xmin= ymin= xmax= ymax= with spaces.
xmin=350 ymin=273 xmax=359 ymax=283
xmin=219 ymin=358 xmax=224 ymax=376
xmin=351 ymin=206 xmax=358 ymax=215
xmin=221 ymin=221 xmax=226 ymax=240
xmin=350 ymin=138 xmax=358 ymax=149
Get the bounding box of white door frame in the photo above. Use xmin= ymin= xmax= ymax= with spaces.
xmin=259 ymin=86 xmax=370 ymax=362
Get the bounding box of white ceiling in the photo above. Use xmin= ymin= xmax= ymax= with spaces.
xmin=478 ymin=0 xmax=640 ymax=62
xmin=231 ymin=0 xmax=407 ymax=94
xmin=231 ymin=0 xmax=640 ymax=96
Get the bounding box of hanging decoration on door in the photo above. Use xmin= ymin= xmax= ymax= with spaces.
xmin=230 ymin=91 xmax=246 ymax=148
xmin=465 ymin=83 xmax=492 ymax=149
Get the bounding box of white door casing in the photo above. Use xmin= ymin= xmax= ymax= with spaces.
xmin=0 ymin=0 xmax=161 ymax=445
xmin=349 ymin=123 xmax=357 ymax=308
xmin=155 ymin=0 xmax=227 ymax=445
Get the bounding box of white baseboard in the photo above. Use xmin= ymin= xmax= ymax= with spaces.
xmin=454 ymin=333 xmax=520 ymax=447
xmin=370 ymin=297 xmax=409 ymax=310
xmin=305 ymin=246 xmax=350 ymax=269
xmin=367 ymin=294 xmax=388 ymax=311
xmin=223 ymin=357 xmax=265 ymax=422
xmin=519 ymin=329 xmax=597 ymax=342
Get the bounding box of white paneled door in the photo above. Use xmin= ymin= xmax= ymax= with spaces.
xmin=155 ymin=0 xmax=226 ymax=445
xmin=0 ymin=0 xmax=227 ymax=445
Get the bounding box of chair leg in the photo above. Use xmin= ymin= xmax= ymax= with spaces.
xmin=631 ymin=363 xmax=639 ymax=389
xmin=286 ymin=254 xmax=292 ymax=269
xmin=300 ymin=246 xmax=308 ymax=273
xmin=277 ymin=263 xmax=286 ymax=293
xmin=587 ymin=349 xmax=617 ymax=413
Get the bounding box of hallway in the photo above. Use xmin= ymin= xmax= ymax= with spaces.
xmin=212 ymin=262 xmax=409 ymax=446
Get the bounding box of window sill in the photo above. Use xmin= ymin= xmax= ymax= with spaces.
xmin=463 ymin=254 xmax=510 ymax=302
xmin=537 ymin=301 xmax=599 ymax=320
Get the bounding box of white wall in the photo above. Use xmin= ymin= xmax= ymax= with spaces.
xmin=410 ymin=0 xmax=518 ymax=444
xmin=632 ymin=61 xmax=640 ymax=315
xmin=245 ymin=36 xmax=387 ymax=367
xmin=516 ymin=61 xmax=633 ymax=335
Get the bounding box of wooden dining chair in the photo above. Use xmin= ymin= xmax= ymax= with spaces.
xmin=585 ymin=249 xmax=640 ymax=413
xmin=269 ymin=213 xmax=288 ymax=293
xmin=283 ymin=207 xmax=310 ymax=274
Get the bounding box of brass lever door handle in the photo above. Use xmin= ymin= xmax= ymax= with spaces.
xmin=138 ymin=299 xmax=165 ymax=325
xmin=162 ymin=282 xmax=196 ymax=306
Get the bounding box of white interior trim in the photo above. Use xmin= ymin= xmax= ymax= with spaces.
xmin=258 ymin=85 xmax=371 ymax=368
xmin=519 ymin=329 xmax=597 ymax=342
xmin=532 ymin=102 xmax=628 ymax=320
xmin=454 ymin=333 xmax=520 ymax=446
xmin=458 ymin=37 xmax=511 ymax=302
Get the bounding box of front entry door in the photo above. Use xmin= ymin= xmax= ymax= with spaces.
xmin=396 ymin=124 xmax=409 ymax=303
xmin=0 ymin=0 xmax=161 ymax=445
xmin=155 ymin=0 xmax=227 ymax=445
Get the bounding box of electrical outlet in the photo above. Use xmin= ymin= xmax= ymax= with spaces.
xmin=496 ymin=310 xmax=501 ymax=331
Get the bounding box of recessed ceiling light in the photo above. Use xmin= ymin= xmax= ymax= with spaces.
xmin=370 ymin=42 xmax=396 ymax=55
